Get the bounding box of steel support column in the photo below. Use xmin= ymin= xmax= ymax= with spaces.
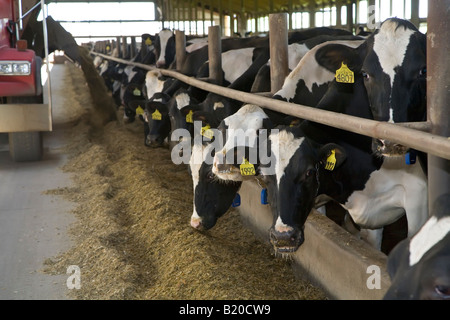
xmin=426 ymin=0 xmax=450 ymax=212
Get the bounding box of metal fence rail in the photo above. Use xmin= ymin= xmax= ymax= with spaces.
xmin=92 ymin=51 xmax=450 ymax=161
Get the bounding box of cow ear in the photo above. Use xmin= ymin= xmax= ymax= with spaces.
xmin=179 ymin=104 xmax=202 ymax=116
xmin=146 ymin=101 xmax=168 ymax=115
xmin=318 ymin=143 xmax=346 ymax=171
xmin=315 ymin=43 xmax=363 ymax=74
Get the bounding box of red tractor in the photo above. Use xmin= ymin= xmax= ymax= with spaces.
xmin=0 ymin=0 xmax=79 ymax=161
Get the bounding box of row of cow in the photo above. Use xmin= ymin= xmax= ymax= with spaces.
xmin=90 ymin=18 xmax=449 ymax=300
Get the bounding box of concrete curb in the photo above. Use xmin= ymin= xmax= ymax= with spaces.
xmin=237 ymin=180 xmax=392 ymax=300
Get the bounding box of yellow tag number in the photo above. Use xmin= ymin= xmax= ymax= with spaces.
xmin=335 ymin=62 xmax=354 ymax=84
xmin=152 ymin=109 xmax=162 ymax=121
xmin=201 ymin=124 xmax=214 ymax=140
xmin=240 ymin=158 xmax=256 ymax=176
xmin=325 ymin=149 xmax=337 ymax=171
xmin=136 ymin=106 xmax=144 ymax=115
xmin=186 ymin=110 xmax=193 ymax=123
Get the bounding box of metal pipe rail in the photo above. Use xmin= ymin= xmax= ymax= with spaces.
xmin=92 ymin=51 xmax=450 ymax=161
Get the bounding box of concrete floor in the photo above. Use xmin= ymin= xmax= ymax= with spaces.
xmin=0 ymin=63 xmax=82 ymax=300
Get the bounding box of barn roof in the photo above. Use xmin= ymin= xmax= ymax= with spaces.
xmin=47 ymin=0 xmax=353 ymax=17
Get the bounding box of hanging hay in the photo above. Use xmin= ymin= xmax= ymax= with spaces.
xmin=42 ymin=62 xmax=328 ymax=300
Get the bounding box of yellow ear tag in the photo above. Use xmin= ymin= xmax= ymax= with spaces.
xmin=289 ymin=119 xmax=300 ymax=127
xmin=106 ymin=45 xmax=110 ymax=51
xmin=325 ymin=149 xmax=337 ymax=171
xmin=335 ymin=62 xmax=354 ymax=84
xmin=145 ymin=38 xmax=152 ymax=46
xmin=133 ymin=88 xmax=141 ymax=96
xmin=201 ymin=124 xmax=214 ymax=140
xmin=240 ymin=158 xmax=256 ymax=176
xmin=151 ymin=109 xmax=162 ymax=121
xmin=186 ymin=110 xmax=193 ymax=123
xmin=136 ymin=106 xmax=144 ymax=115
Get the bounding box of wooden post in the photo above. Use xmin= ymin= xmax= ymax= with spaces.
xmin=410 ymin=0 xmax=420 ymax=28
xmin=208 ymin=25 xmax=222 ymax=85
xmin=347 ymin=2 xmax=354 ymax=33
xmin=121 ymin=36 xmax=127 ymax=59
xmin=269 ymin=13 xmax=289 ymax=94
xmin=175 ymin=30 xmax=186 ymax=71
xmin=309 ymin=0 xmax=316 ymax=28
xmin=116 ymin=37 xmax=121 ymax=58
xmin=130 ymin=36 xmax=136 ymax=59
xmin=336 ymin=3 xmax=342 ymax=28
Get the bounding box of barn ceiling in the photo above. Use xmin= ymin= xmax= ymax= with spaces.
xmin=46 ymin=0 xmax=354 ymax=16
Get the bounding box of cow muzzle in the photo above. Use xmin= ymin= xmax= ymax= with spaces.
xmin=156 ymin=60 xmax=166 ymax=68
xmin=190 ymin=215 xmax=203 ymax=230
xmin=372 ymin=138 xmax=409 ymax=157
xmin=269 ymin=226 xmax=304 ymax=253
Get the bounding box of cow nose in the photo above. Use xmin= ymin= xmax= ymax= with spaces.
xmin=156 ymin=60 xmax=166 ymax=68
xmin=190 ymin=216 xmax=203 ymax=230
xmin=372 ymin=138 xmax=384 ymax=153
xmin=269 ymin=226 xmax=304 ymax=253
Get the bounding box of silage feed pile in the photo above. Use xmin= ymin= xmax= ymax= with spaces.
xmin=43 ymin=61 xmax=327 ymax=300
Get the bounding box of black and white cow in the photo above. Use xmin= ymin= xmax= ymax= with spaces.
xmin=187 ymin=37 xmax=366 ymax=232
xmin=189 ymin=141 xmax=242 ymax=230
xmin=149 ymin=46 xmax=272 ymax=152
xmin=266 ymin=71 xmax=428 ymax=253
xmin=211 ymin=104 xmax=273 ymax=182
xmin=251 ymin=34 xmax=364 ymax=93
xmin=154 ymin=29 xmax=176 ymax=68
xmin=312 ymin=18 xmax=427 ymax=159
xmin=384 ymin=193 xmax=450 ymax=300
xmin=272 ymin=38 xmax=364 ymax=106
xmin=144 ymin=91 xmax=172 ymax=147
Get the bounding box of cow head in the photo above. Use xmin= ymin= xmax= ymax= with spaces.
xmin=144 ymin=92 xmax=172 ymax=147
xmin=384 ymin=194 xmax=450 ymax=300
xmin=121 ymin=82 xmax=146 ymax=123
xmin=189 ymin=142 xmax=242 ymax=231
xmin=268 ymin=128 xmax=347 ymax=253
xmin=211 ymin=104 xmax=272 ymax=182
xmin=154 ymin=29 xmax=175 ymax=68
xmin=315 ymin=18 xmax=426 ymax=157
xmin=168 ymin=88 xmax=201 ymax=138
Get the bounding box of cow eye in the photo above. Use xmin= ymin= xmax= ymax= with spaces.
xmin=362 ymin=71 xmax=370 ymax=80
xmin=435 ymin=285 xmax=450 ymax=299
xmin=419 ymin=67 xmax=427 ymax=78
xmin=207 ymin=172 xmax=215 ymax=181
xmin=305 ymin=168 xmax=316 ymax=178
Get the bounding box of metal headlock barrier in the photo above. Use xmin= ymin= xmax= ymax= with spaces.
xmin=91 ymin=7 xmax=449 ymax=213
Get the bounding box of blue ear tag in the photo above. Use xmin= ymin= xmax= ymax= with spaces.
xmin=232 ymin=193 xmax=241 ymax=207
xmin=405 ymin=150 xmax=417 ymax=165
xmin=261 ymin=188 xmax=268 ymax=205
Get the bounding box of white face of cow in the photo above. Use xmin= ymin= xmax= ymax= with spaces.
xmin=385 ymin=194 xmax=450 ymax=300
xmin=145 ymin=70 xmax=165 ymax=99
xmin=189 ymin=142 xmax=207 ymax=229
xmin=175 ymin=92 xmax=191 ymax=110
xmin=364 ymin=19 xmax=426 ymax=156
xmin=156 ymin=29 xmax=174 ymax=68
xmin=212 ymin=104 xmax=268 ymax=181
xmin=409 ymin=216 xmax=450 ymax=267
xmin=370 ymin=20 xmax=416 ymax=123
